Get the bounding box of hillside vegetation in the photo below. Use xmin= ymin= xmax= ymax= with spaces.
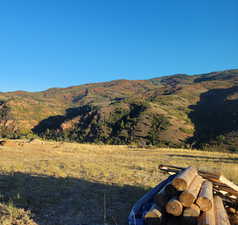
xmin=0 ymin=140 xmax=238 ymax=225
xmin=0 ymin=69 xmax=238 ymax=151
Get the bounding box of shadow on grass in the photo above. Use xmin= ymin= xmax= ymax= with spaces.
xmin=0 ymin=172 xmax=148 ymax=225
xmin=167 ymin=154 xmax=238 ymax=163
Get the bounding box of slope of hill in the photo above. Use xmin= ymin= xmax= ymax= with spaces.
xmin=0 ymin=69 xmax=238 ymax=151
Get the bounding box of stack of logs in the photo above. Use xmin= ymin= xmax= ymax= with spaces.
xmin=144 ymin=166 xmax=238 ymax=225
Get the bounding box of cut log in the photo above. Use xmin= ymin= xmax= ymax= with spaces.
xmin=214 ymin=195 xmax=231 ymax=225
xmin=196 ymin=180 xmax=213 ymax=211
xmin=165 ymin=197 xmax=183 ymax=216
xmin=144 ymin=204 xmax=163 ymax=225
xmin=179 ymin=175 xmax=204 ymax=207
xmin=172 ymin=166 xmax=198 ymax=191
xmin=182 ymin=204 xmax=201 ymax=225
xmin=159 ymin=164 xmax=238 ymax=197
xmin=197 ymin=200 xmax=215 ymax=225
xmin=183 ymin=204 xmax=201 ymax=217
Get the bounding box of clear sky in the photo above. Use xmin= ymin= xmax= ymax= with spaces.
xmin=0 ymin=0 xmax=237 ymax=92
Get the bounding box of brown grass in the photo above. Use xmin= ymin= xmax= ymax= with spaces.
xmin=0 ymin=139 xmax=238 ymax=225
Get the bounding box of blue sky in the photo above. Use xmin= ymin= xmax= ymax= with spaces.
xmin=0 ymin=0 xmax=237 ymax=92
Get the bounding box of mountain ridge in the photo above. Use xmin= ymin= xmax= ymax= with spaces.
xmin=0 ymin=68 xmax=238 ymax=151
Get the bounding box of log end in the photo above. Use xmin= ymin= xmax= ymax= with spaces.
xmin=183 ymin=204 xmax=201 ymax=217
xmin=196 ymin=197 xmax=212 ymax=212
xmin=179 ymin=191 xmax=195 ymax=207
xmin=172 ymin=178 xmax=187 ymax=191
xmin=166 ymin=199 xmax=183 ymax=216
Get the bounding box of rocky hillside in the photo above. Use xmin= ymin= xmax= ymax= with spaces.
xmin=1 ymin=69 xmax=238 ymax=151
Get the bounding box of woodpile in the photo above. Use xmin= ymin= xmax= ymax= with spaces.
xmin=143 ymin=165 xmax=238 ymax=225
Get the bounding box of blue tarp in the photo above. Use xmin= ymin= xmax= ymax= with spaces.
xmin=128 ymin=175 xmax=175 ymax=225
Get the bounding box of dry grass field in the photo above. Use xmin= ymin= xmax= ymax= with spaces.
xmin=0 ymin=139 xmax=238 ymax=225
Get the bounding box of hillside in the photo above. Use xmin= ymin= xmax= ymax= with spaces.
xmin=0 ymin=69 xmax=238 ymax=151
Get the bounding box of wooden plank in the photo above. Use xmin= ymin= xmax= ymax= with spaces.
xmin=172 ymin=166 xmax=198 ymax=191
xmin=179 ymin=175 xmax=204 ymax=207
xmin=218 ymin=176 xmax=238 ymax=193
xmin=214 ymin=195 xmax=231 ymax=225
xmin=165 ymin=197 xmax=183 ymax=216
xmin=213 ymin=182 xmax=238 ymax=197
xmin=196 ymin=180 xmax=213 ymax=211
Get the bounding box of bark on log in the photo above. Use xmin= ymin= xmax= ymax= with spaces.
xmin=179 ymin=175 xmax=204 ymax=207
xmin=172 ymin=167 xmax=198 ymax=191
xmin=214 ymin=195 xmax=231 ymax=225
xmin=196 ymin=180 xmax=213 ymax=211
xmin=165 ymin=197 xmax=183 ymax=216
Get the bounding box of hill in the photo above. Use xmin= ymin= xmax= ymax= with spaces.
xmin=1 ymin=69 xmax=238 ymax=151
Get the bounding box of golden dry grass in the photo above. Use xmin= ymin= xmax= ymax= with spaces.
xmin=0 ymin=139 xmax=238 ymax=225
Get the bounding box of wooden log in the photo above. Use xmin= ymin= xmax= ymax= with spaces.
xmin=159 ymin=164 xmax=238 ymax=197
xmin=182 ymin=204 xmax=201 ymax=225
xmin=179 ymin=175 xmax=204 ymax=207
xmin=196 ymin=180 xmax=213 ymax=211
xmin=144 ymin=204 xmax=163 ymax=225
xmin=172 ymin=166 xmax=198 ymax=191
xmin=214 ymin=195 xmax=231 ymax=225
xmin=197 ymin=199 xmax=215 ymax=225
xmin=183 ymin=203 xmax=201 ymax=217
xmin=165 ymin=197 xmax=183 ymax=216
